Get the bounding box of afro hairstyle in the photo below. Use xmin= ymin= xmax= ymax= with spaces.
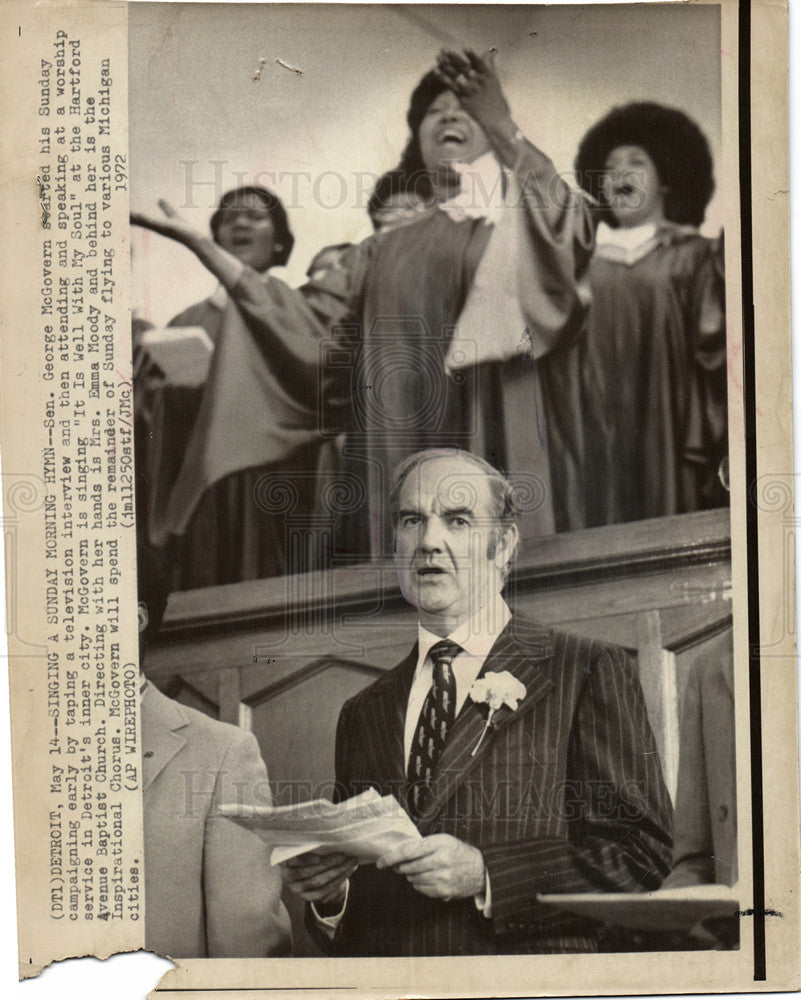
xmin=574 ymin=102 xmax=715 ymax=227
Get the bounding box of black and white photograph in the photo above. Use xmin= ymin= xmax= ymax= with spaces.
xmin=129 ymin=1 xmax=737 ymax=962
xmin=1 ymin=0 xmax=798 ymax=998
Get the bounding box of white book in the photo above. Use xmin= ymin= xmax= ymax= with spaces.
xmin=137 ymin=325 xmax=214 ymax=388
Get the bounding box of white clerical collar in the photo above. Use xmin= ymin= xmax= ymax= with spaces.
xmin=438 ymin=151 xmax=507 ymax=224
xmin=417 ymin=592 xmax=511 ymax=669
xmin=596 ymin=219 xmax=658 ymax=248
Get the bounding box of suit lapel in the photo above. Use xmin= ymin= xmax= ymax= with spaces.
xmin=141 ymin=684 xmax=190 ymax=792
xmin=417 ymin=616 xmax=556 ymax=829
xmin=355 ymin=647 xmax=417 ymax=794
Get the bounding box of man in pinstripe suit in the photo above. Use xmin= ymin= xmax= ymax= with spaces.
xmin=283 ymin=449 xmax=673 ymax=955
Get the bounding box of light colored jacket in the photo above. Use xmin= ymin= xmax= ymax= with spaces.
xmin=665 ymin=629 xmax=736 ymax=887
xmin=142 ymin=683 xmax=291 ymax=957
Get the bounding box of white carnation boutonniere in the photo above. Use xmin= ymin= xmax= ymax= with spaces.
xmin=468 ymin=671 xmax=527 ymax=756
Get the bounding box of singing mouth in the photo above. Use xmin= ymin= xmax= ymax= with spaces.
xmin=437 ymin=126 xmax=468 ymax=145
xmin=612 ymin=182 xmax=636 ymax=197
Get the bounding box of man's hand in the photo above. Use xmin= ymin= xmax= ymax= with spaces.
xmin=376 ymin=834 xmax=485 ymax=902
xmin=280 ymin=851 xmax=358 ymax=909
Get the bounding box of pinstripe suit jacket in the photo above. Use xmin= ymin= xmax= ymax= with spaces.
xmin=313 ymin=614 xmax=673 ymax=956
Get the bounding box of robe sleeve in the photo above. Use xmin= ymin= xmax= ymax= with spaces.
xmin=149 ymin=243 xmax=372 ymax=542
xmin=683 ymin=232 xmax=729 ymax=505
xmin=512 ymin=138 xmax=597 ymax=356
xmin=448 ymin=140 xmax=596 ymax=371
xmin=226 ymin=241 xmax=375 ymax=429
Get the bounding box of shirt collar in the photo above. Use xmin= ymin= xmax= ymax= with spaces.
xmin=416 ymin=592 xmax=511 ymax=673
xmin=438 ymin=151 xmax=507 ymax=224
xmin=594 ymin=220 xmax=662 ymax=266
xmin=596 ymin=219 xmax=658 ymax=248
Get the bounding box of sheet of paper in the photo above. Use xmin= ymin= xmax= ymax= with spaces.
xmin=220 ymin=789 xmax=422 ymax=865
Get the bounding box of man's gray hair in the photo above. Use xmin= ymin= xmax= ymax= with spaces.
xmin=388 ymin=448 xmax=521 ymax=549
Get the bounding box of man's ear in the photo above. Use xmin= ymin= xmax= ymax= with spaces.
xmin=494 ymin=523 xmax=520 ymax=572
xmin=137 ymin=601 xmax=149 ymax=635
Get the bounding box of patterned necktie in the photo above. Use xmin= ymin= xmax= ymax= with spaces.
xmin=407 ymin=640 xmax=461 ymax=819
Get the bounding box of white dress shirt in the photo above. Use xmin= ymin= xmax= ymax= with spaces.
xmin=313 ymin=594 xmax=511 ymax=932
xmin=404 ymin=593 xmax=512 ymax=764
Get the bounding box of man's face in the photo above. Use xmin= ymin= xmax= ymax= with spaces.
xmin=395 ymin=456 xmax=515 ymax=634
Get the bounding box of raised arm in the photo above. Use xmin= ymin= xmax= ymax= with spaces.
xmin=131 ymin=200 xmax=246 ymax=291
xmin=437 ymin=49 xmax=596 ymax=360
xmin=435 ymin=49 xmax=571 ymax=219
xmin=131 ymin=200 xmax=370 ymax=416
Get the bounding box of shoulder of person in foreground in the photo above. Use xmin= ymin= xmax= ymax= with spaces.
xmin=143 ymin=682 xmax=274 ymax=801
xmin=664 ymin=631 xmax=735 ymax=889
xmin=142 ymin=684 xmax=292 ymax=956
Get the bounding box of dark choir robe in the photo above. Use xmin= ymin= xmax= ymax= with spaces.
xmin=172 ymin=142 xmax=595 ymax=565
xmin=548 ymin=224 xmax=728 ymax=531
xmin=138 ymin=292 xmax=323 ymax=589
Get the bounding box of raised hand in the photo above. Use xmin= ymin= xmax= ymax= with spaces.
xmin=130 ymin=199 xmax=245 ymax=289
xmin=130 ymin=199 xmax=199 ymax=245
xmin=435 ymin=49 xmax=511 ymax=133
